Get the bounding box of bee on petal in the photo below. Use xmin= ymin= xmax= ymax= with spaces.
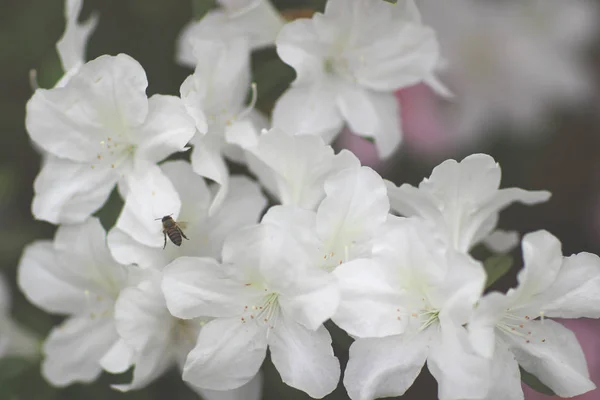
xmin=156 ymin=215 xmax=189 ymax=249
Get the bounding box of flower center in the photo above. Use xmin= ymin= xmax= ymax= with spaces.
xmin=496 ymin=310 xmax=548 ymax=345
xmin=90 ymin=136 xmax=135 ymax=171
xmin=241 ymin=292 xmax=280 ymax=329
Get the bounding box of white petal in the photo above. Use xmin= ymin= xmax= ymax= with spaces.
xmin=541 ymin=252 xmax=600 ymax=318
xmin=190 ymin=134 xmax=230 ymax=215
xmin=226 ymin=0 xmax=284 ymax=50
xmin=133 ymin=95 xmax=196 ymax=164
xmin=512 ymin=230 xmax=563 ymax=303
xmin=268 ymin=321 xmax=339 ymax=399
xmin=222 ymin=225 xmax=313 ymax=291
xmin=193 ymin=371 xmax=263 ymax=400
xmin=204 ymin=176 xmax=267 ymax=258
xmin=182 ymin=318 xmax=268 ymax=390
xmin=272 ymin=85 xmax=344 ymax=140
xmin=275 ymin=19 xmax=326 ymax=86
xmin=343 ymin=333 xmax=431 ymax=400
xmin=317 ymin=167 xmax=388 ymax=267
xmin=26 ymin=54 xmax=149 ymax=161
xmin=17 ymin=241 xmax=86 ymax=315
xmin=100 ymin=338 xmax=134 ymax=374
xmin=468 ymin=292 xmax=509 ymax=359
xmin=107 ymin=228 xmax=168 ymax=269
xmin=504 ymin=319 xmax=595 ymax=397
xmin=42 ymin=316 xmax=118 ymax=386
xmin=278 ymin=268 xmax=339 ymax=331
xmin=428 ymin=319 xmax=490 ymax=400
xmin=162 ymin=257 xmax=253 ymax=319
xmin=481 ymin=339 xmax=523 ymax=400
xmin=56 ymin=0 xmax=98 ymax=73
xmin=336 ymin=86 xmax=401 ymax=158
xmin=114 ymin=280 xmax=173 ymax=353
xmin=482 ymin=230 xmax=520 ymax=253
xmin=117 ymin=164 xmax=182 ymax=248
xmin=32 ymin=155 xmax=117 ymax=224
xmin=162 ymin=160 xmax=211 ymax=221
xmin=112 ymin=344 xmax=173 ymax=391
xmin=248 ymin=128 xmax=359 ymax=209
xmin=332 ymin=259 xmax=405 ymax=338
xmin=261 ymin=205 xmax=321 ymax=259
xmin=351 ymin=23 xmax=440 ymax=92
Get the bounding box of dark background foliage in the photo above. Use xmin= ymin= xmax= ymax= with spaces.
xmin=1 ymin=0 xmax=599 ymax=398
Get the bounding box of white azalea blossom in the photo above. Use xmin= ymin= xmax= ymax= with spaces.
xmin=162 ymin=224 xmax=340 ymax=398
xmin=177 ymin=0 xmax=285 ymax=68
xmin=17 ymin=218 xmax=138 ymax=386
xmin=26 ymin=53 xmax=196 ymax=225
xmin=232 ymin=127 xmax=360 ymax=210
xmin=272 ymin=0 xmax=441 ymax=158
xmin=419 ymin=0 xmax=597 ymax=136
xmin=386 ymin=153 xmax=551 ymax=253
xmin=107 ymin=271 xmax=263 ymax=400
xmin=108 ymin=160 xmax=265 ymax=265
xmin=262 ymin=165 xmax=389 ymax=271
xmin=0 ymin=274 xmax=39 ymax=359
xmin=335 ymin=218 xmax=489 ymax=400
xmin=469 ymin=230 xmax=600 ymax=399
xmin=55 ymin=0 xmax=98 ymax=87
xmin=180 ymin=37 xmax=265 ymax=213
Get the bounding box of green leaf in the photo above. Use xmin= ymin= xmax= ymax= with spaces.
xmin=363 ymin=137 xmax=376 ymax=144
xmin=483 ymin=254 xmax=513 ymax=288
xmin=520 ymin=367 xmax=556 ymax=396
xmin=0 ymin=357 xmax=33 ymax=381
xmin=383 ymin=0 xmax=398 ymax=3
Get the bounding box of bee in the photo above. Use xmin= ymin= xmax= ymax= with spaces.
xmin=156 ymin=215 xmax=189 ymax=249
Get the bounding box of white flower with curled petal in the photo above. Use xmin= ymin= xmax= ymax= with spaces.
xmin=272 ymin=0 xmax=441 ymax=158
xmin=105 ymin=271 xmax=263 ymax=400
xmin=26 ymin=53 xmax=196 ymax=225
xmin=17 ymin=218 xmax=140 ymax=386
xmin=386 ymin=153 xmax=551 ymax=253
xmin=177 ymin=0 xmax=285 ymax=68
xmin=468 ymin=230 xmax=600 ymax=400
xmin=162 ymin=224 xmax=340 ymax=399
xmin=335 ymin=218 xmax=489 ymax=400
xmin=0 ymin=274 xmax=39 ymax=360
xmin=55 ymin=0 xmax=98 ymax=87
xmin=262 ymin=165 xmax=389 ymax=271
xmin=179 ymin=37 xmax=265 ymax=213
xmin=231 ymin=127 xmax=360 ymax=210
xmin=108 ymin=160 xmax=266 ymax=264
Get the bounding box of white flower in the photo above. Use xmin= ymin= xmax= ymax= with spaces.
xmin=0 ymin=274 xmax=39 ymax=359
xmin=180 ymin=37 xmax=264 ymax=213
xmin=177 ymin=0 xmax=285 ymax=68
xmin=105 ymin=271 xmax=263 ymax=400
xmin=231 ymin=127 xmax=360 ymax=210
xmin=262 ymin=165 xmax=389 ymax=271
xmin=386 ymin=153 xmax=551 ymax=253
xmin=55 ymin=0 xmax=98 ymax=87
xmin=335 ymin=218 xmax=489 ymax=400
xmin=419 ymin=0 xmax=596 ymax=136
xmin=26 ymin=53 xmax=196 ymax=225
xmin=272 ymin=0 xmax=441 ymax=158
xmin=469 ymin=230 xmax=600 ymax=399
xmin=162 ymin=224 xmax=340 ymax=398
xmin=17 ymin=218 xmax=138 ymax=386
xmin=108 ymin=160 xmax=266 ymax=265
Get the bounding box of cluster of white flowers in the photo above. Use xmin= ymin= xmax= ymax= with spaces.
xmin=15 ymin=0 xmax=600 ymax=399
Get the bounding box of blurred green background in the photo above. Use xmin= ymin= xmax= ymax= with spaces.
xmin=1 ymin=0 xmax=600 ymax=399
